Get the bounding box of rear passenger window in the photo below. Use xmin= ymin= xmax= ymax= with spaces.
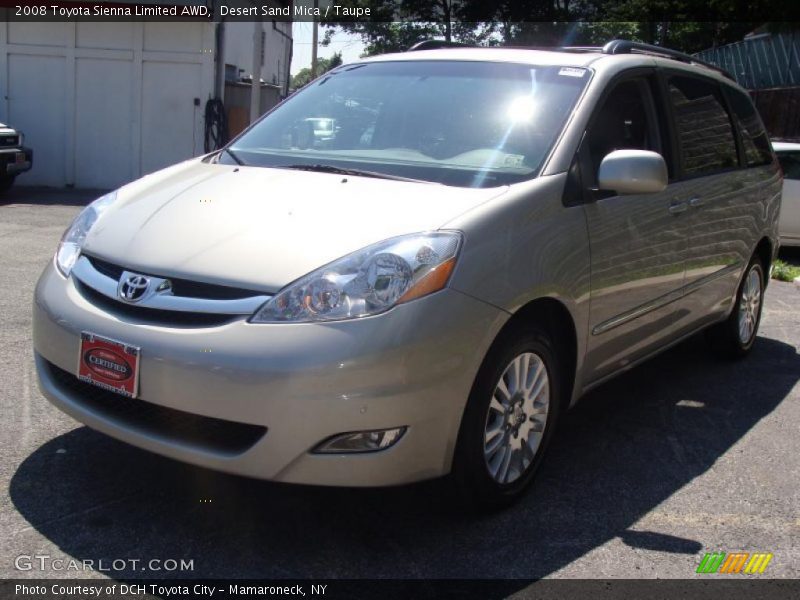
xmin=725 ymin=88 xmax=773 ymax=167
xmin=668 ymin=76 xmax=738 ymax=176
xmin=777 ymin=152 xmax=800 ymax=180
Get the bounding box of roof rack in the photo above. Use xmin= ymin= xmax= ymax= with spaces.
xmin=407 ymin=40 xmax=602 ymax=53
xmin=407 ymin=40 xmax=471 ymax=51
xmin=404 ymin=38 xmax=735 ymax=81
xmin=602 ymin=39 xmax=735 ymax=80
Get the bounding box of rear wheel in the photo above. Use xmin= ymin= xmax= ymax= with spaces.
xmin=706 ymin=257 xmax=765 ymax=358
xmin=452 ymin=325 xmax=562 ymax=509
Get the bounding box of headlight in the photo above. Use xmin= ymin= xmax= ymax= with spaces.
xmin=250 ymin=231 xmax=462 ymax=323
xmin=55 ymin=191 xmax=118 ymax=277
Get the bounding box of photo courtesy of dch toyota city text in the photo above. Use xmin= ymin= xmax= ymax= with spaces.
xmin=1 ymin=1 xmax=799 ymax=599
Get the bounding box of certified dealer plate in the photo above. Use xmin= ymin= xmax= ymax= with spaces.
xmin=77 ymin=332 xmax=140 ymax=398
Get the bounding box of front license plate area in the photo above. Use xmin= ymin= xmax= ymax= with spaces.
xmin=78 ymin=332 xmax=140 ymax=398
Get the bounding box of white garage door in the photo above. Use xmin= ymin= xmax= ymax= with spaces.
xmin=0 ymin=22 xmax=214 ymax=189
xmin=7 ymin=53 xmax=67 ymax=187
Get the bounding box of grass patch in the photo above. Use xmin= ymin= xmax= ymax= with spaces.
xmin=772 ymin=259 xmax=800 ymax=282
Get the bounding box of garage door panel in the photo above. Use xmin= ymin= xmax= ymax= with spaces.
xmin=75 ymin=58 xmax=134 ymax=188
xmin=141 ymin=61 xmax=203 ymax=175
xmin=7 ymin=54 xmax=66 ymax=186
xmin=76 ymin=22 xmax=135 ymax=51
xmin=3 ymin=23 xmax=213 ymax=188
xmin=8 ymin=23 xmax=70 ymax=47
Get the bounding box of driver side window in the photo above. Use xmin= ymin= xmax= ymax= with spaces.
xmin=585 ymin=79 xmax=659 ymax=187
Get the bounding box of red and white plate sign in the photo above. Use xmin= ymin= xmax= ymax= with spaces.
xmin=78 ymin=332 xmax=140 ymax=398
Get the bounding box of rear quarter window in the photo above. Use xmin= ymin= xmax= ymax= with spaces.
xmin=725 ymin=87 xmax=773 ymax=167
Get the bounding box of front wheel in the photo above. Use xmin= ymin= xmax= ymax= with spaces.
xmin=706 ymin=258 xmax=765 ymax=358
xmin=452 ymin=326 xmax=562 ymax=509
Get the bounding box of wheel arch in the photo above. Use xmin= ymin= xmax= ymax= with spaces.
xmin=754 ymin=236 xmax=774 ymax=287
xmin=492 ymin=296 xmax=579 ymax=411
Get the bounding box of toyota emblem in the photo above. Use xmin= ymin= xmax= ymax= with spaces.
xmin=118 ymin=273 xmax=151 ymax=303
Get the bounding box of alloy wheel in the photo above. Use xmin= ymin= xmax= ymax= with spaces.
xmin=738 ymin=267 xmax=762 ymax=345
xmin=483 ymin=352 xmax=550 ymax=485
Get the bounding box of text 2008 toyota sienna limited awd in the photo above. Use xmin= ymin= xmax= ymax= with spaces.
xmin=33 ymin=40 xmax=782 ymax=507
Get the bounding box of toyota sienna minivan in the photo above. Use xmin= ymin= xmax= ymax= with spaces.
xmin=33 ymin=40 xmax=782 ymax=507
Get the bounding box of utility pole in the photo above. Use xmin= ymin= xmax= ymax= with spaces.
xmin=443 ymin=0 xmax=451 ymax=43
xmin=250 ymin=19 xmax=263 ymax=124
xmin=311 ymin=0 xmax=319 ymax=79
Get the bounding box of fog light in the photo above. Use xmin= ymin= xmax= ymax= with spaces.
xmin=313 ymin=427 xmax=407 ymax=454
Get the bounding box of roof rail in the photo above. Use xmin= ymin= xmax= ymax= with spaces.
xmin=602 ymin=39 xmax=735 ymax=80
xmin=407 ymin=41 xmax=602 ymax=53
xmin=407 ymin=40 xmax=472 ymax=51
xmin=558 ymin=46 xmax=604 ymax=53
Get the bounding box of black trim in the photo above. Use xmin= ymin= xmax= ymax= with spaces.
xmin=74 ymin=279 xmax=239 ymax=328
xmin=84 ymin=254 xmax=266 ymax=300
xmin=43 ymin=358 xmax=267 ymax=456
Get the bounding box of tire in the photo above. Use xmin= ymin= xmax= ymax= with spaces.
xmin=706 ymin=257 xmax=765 ymax=358
xmin=452 ymin=325 xmax=562 ymax=510
xmin=0 ymin=176 xmax=14 ymax=194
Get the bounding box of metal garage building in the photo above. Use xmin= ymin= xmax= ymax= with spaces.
xmin=0 ymin=17 xmax=291 ymax=189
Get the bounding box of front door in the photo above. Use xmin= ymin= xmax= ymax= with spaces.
xmin=581 ymin=76 xmax=689 ymax=383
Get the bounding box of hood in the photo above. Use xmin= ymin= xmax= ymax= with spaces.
xmin=83 ymin=160 xmax=506 ymax=292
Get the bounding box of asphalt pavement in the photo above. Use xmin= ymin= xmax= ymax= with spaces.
xmin=1 ymin=186 xmax=798 ymax=584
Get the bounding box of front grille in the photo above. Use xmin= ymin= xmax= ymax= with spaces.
xmin=84 ymin=254 xmax=265 ymax=300
xmin=45 ymin=359 xmax=267 ymax=456
xmin=0 ymin=135 xmax=19 ymax=147
xmin=74 ymin=279 xmax=238 ymax=327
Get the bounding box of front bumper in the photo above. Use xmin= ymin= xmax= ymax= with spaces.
xmin=0 ymin=146 xmax=32 ymax=175
xmin=33 ymin=261 xmax=508 ymax=486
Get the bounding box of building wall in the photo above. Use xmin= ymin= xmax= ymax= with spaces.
xmin=223 ymin=19 xmax=292 ymax=93
xmin=0 ymin=21 xmax=215 ymax=188
xmin=696 ymin=32 xmax=800 ymax=90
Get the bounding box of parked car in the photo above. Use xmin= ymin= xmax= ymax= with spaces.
xmin=772 ymin=141 xmax=800 ymax=246
xmin=0 ymin=121 xmax=32 ymax=193
xmin=33 ymin=40 xmax=781 ymax=508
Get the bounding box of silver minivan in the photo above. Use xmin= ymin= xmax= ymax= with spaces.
xmin=33 ymin=40 xmax=782 ymax=507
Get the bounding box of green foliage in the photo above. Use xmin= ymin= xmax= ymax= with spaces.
xmin=291 ymin=52 xmax=343 ymax=90
xmin=322 ymin=1 xmax=501 ymax=55
xmin=322 ymin=1 xmax=784 ymax=56
xmin=772 ymin=259 xmax=800 ymax=282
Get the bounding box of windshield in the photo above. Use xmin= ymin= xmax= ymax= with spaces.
xmin=224 ymin=60 xmax=590 ymax=188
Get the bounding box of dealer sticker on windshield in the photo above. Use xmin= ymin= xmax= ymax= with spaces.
xmin=78 ymin=332 xmax=140 ymax=398
xmin=558 ymin=67 xmax=587 ymax=78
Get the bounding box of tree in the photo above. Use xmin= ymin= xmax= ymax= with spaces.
xmin=291 ymin=52 xmax=343 ymax=90
xmin=321 ymin=1 xmax=500 ymax=56
xmin=321 ymin=0 xmax=790 ymax=57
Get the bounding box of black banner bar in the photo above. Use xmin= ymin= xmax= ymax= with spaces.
xmin=1 ymin=0 xmax=800 ymax=23
xmin=3 ymin=579 xmax=800 ymax=600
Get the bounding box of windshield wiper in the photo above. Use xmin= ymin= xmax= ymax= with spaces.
xmin=279 ymin=164 xmax=433 ymax=184
xmin=221 ymin=147 xmax=245 ymax=166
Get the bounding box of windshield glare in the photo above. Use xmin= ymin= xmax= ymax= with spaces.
xmin=225 ymin=61 xmax=590 ymax=188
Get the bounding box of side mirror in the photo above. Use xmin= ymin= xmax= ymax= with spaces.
xmin=597 ymin=149 xmax=668 ymax=195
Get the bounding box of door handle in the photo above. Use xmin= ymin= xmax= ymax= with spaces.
xmin=688 ymin=196 xmax=704 ymax=208
xmin=668 ymin=200 xmax=688 ymax=214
